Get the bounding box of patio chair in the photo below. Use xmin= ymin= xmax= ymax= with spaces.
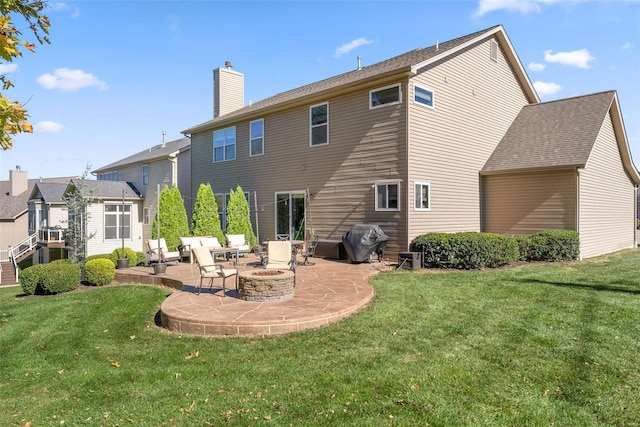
xmin=276 ymin=234 xmax=290 ymax=240
xmin=300 ymin=235 xmax=319 ymax=266
xmin=192 ymin=246 xmax=238 ymax=296
xmin=253 ymin=244 xmax=268 ymax=267
xmin=226 ymin=234 xmax=250 ymax=256
xmin=265 ymin=240 xmax=296 ymax=286
xmin=145 ymin=238 xmax=181 ymax=265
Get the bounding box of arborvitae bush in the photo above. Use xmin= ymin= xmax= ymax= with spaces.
xmin=225 ymin=185 xmax=257 ymax=247
xmin=84 ymin=258 xmax=115 ymax=286
xmin=191 ymin=182 xmax=225 ymax=244
xmin=20 ymin=263 xmax=81 ymax=295
xmin=410 ymin=232 xmax=519 ymax=269
xmin=153 ymin=185 xmax=190 ymax=250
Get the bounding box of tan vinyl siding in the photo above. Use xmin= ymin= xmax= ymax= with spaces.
xmin=579 ymin=112 xmax=636 ymax=258
xmin=0 ymin=215 xmax=28 ymax=250
xmin=482 ymin=171 xmax=577 ymax=235
xmin=191 ymin=83 xmax=407 ymax=256
xmin=48 ymin=206 xmax=67 ymax=229
xmin=407 ymin=36 xmax=529 ymax=244
xmin=214 ymin=68 xmax=244 ymax=118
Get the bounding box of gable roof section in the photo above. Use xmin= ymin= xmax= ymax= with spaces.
xmin=482 ymin=91 xmax=640 ymax=184
xmin=0 ymin=177 xmax=74 ymax=220
xmin=29 ymin=182 xmax=69 ymax=204
xmin=92 ymin=137 xmax=190 ymax=174
xmin=66 ymin=180 xmax=143 ymax=201
xmin=183 ymin=25 xmax=538 ymax=134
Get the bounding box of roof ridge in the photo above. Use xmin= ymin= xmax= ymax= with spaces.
xmin=527 ymin=90 xmax=616 ymax=107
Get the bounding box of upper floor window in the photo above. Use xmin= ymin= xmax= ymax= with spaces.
xmin=370 ymin=83 xmax=401 ymax=109
xmin=414 ymin=85 xmax=434 ymax=108
xmin=104 ymin=204 xmax=131 ymax=240
xmin=143 ymin=207 xmax=150 ymax=225
xmin=250 ymin=119 xmax=264 ymax=156
xmin=414 ymin=182 xmax=431 ymax=210
xmin=98 ymin=171 xmax=117 ymax=181
xmin=142 ymin=164 xmax=149 ymax=187
xmin=213 ymin=127 xmax=236 ymax=162
xmin=375 ymin=181 xmax=400 ymax=211
xmin=310 ymin=102 xmax=328 ymax=146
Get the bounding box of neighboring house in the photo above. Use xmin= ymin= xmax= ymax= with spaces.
xmin=63 ymin=180 xmax=145 ymax=257
xmin=27 ymin=182 xmax=71 ymax=264
xmin=92 ymin=137 xmax=191 ymax=241
xmin=182 ymin=24 xmax=639 ymax=260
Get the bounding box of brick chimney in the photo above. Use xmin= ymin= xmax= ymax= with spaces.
xmin=213 ymin=61 xmax=244 ymax=118
xmin=9 ymin=169 xmax=28 ymax=196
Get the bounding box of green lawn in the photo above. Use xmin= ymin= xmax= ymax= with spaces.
xmin=1 ymin=249 xmax=638 ymax=426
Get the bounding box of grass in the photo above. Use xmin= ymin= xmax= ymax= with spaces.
xmin=0 ymin=249 xmax=639 ymax=426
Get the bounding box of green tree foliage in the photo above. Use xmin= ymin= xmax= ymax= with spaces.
xmin=225 ymin=185 xmax=257 ymax=247
xmin=191 ymin=182 xmax=225 ymax=243
xmin=152 ymin=185 xmax=189 ymax=250
xmin=1 ymin=0 xmax=50 ymax=149
xmin=63 ymin=167 xmax=96 ymax=265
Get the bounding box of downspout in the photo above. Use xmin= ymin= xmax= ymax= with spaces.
xmin=635 ymin=185 xmax=638 ymax=248
xmin=576 ymin=168 xmax=582 ymax=261
xmin=170 ymin=155 xmax=178 ymax=187
xmin=404 ymin=80 xmax=411 ymax=252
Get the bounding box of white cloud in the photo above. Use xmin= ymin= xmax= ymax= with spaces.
xmin=621 ymin=42 xmax=635 ymax=50
xmin=37 ymin=68 xmax=108 ymax=92
xmin=35 ymin=121 xmax=64 ymax=133
xmin=0 ymin=63 xmax=18 ymax=73
xmin=50 ymin=2 xmax=80 ymax=19
xmin=334 ymin=37 xmax=374 ymax=58
xmin=528 ymin=62 xmax=546 ymax=71
xmin=533 ymin=81 xmax=562 ymax=97
xmin=544 ymin=49 xmax=595 ymax=69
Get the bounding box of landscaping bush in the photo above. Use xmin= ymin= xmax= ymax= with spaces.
xmin=410 ymin=232 xmax=519 ymax=269
xmin=86 ymin=253 xmax=112 ymax=263
xmin=84 ymin=258 xmax=115 ymax=286
xmin=110 ymin=247 xmax=138 ymax=266
xmin=19 ymin=262 xmax=81 ymax=295
xmin=135 ymin=251 xmax=146 ymax=266
xmin=523 ymin=230 xmax=579 ymax=262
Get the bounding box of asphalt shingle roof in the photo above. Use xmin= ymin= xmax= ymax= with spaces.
xmin=31 ymin=182 xmax=69 ymax=203
xmin=92 ymin=137 xmax=190 ymax=174
xmin=482 ymin=91 xmax=616 ymax=173
xmin=70 ymin=180 xmax=143 ymax=200
xmin=0 ymin=177 xmax=74 ymax=220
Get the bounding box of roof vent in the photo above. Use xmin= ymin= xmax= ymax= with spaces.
xmin=357 ymin=56 xmax=362 ymax=71
xmin=225 ymin=60 xmax=233 ymax=69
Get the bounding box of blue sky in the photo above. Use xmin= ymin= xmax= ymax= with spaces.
xmin=1 ymin=0 xmax=639 ymax=180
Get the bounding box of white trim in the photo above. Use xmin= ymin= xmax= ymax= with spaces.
xmin=213 ymin=126 xmax=237 ymax=162
xmin=414 ymin=181 xmax=431 ymax=211
xmin=490 ymin=39 xmax=498 ymax=62
xmin=375 ymin=180 xmax=401 ymax=211
xmin=309 ymin=102 xmax=329 ymax=147
xmin=249 ymin=118 xmax=264 ymax=157
xmin=369 ymin=83 xmax=402 ymax=110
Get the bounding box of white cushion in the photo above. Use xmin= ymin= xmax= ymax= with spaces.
xmin=180 ymin=237 xmax=201 ymax=248
xmin=226 ymin=234 xmax=245 ymax=246
xmin=200 ymin=237 xmax=222 ymax=248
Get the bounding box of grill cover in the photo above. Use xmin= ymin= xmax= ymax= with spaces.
xmin=341 ymin=224 xmax=389 ymax=263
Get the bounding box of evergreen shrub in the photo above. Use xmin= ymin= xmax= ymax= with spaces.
xmin=109 ymin=247 xmax=138 ymax=266
xmin=20 ymin=263 xmax=81 ymax=295
xmin=84 ymin=258 xmax=115 ymax=286
xmin=410 ymin=232 xmax=519 ymax=269
xmin=524 ymin=230 xmax=579 ymax=261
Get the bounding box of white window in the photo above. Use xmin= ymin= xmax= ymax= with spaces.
xmin=213 ymin=127 xmax=236 ymax=162
xmin=104 ymin=204 xmax=131 ymax=240
xmin=310 ymin=102 xmax=328 ymax=146
xmin=413 ymin=85 xmax=434 ymax=108
xmin=143 ymin=207 xmax=150 ymax=225
xmin=142 ymin=164 xmax=149 ymax=187
xmin=490 ymin=39 xmax=498 ymax=62
xmin=370 ymin=83 xmax=401 ymax=109
xmin=250 ymin=119 xmax=264 ymax=156
xmin=414 ymin=182 xmax=431 ymax=210
xmin=375 ymin=181 xmax=400 ymax=211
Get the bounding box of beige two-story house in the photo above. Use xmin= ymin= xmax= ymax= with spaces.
xmin=182 ymin=25 xmax=639 ymax=260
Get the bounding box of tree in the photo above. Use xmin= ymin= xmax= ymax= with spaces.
xmin=63 ymin=167 xmax=96 ymax=265
xmin=152 ymin=184 xmax=189 ymax=250
xmin=1 ymin=0 xmax=50 ymax=150
xmin=225 ymin=185 xmax=257 ymax=247
xmin=191 ymin=182 xmax=225 ymax=243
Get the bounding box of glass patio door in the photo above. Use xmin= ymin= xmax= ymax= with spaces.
xmin=276 ymin=192 xmax=306 ymax=240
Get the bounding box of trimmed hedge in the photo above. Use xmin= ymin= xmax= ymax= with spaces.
xmin=410 ymin=232 xmax=519 ymax=269
xmin=110 ymin=247 xmax=139 ymax=266
xmin=19 ymin=262 xmax=81 ymax=295
xmin=521 ymin=230 xmax=579 ymax=262
xmin=84 ymin=258 xmax=115 ymax=286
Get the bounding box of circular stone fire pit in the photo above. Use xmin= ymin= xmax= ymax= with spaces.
xmin=238 ymin=270 xmax=295 ymax=302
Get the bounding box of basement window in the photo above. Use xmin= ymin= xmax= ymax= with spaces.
xmin=375 ymin=181 xmax=400 ymax=211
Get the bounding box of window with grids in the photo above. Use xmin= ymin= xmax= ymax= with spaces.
xmin=310 ymin=102 xmax=328 ymax=146
xmin=370 ymin=83 xmax=401 ymax=109
xmin=414 ymin=182 xmax=431 ymax=210
xmin=104 ymin=204 xmax=131 ymax=240
xmin=375 ymin=181 xmax=400 ymax=211
xmin=213 ymin=127 xmax=236 ymax=162
xmin=250 ymin=119 xmax=264 ymax=156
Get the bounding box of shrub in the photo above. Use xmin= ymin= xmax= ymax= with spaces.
xmin=410 ymin=232 xmax=519 ymax=269
xmin=110 ymin=247 xmax=138 ymax=266
xmin=86 ymin=253 xmax=112 ymax=263
xmin=20 ymin=262 xmax=81 ymax=295
xmin=84 ymin=258 xmax=115 ymax=286
xmin=135 ymin=251 xmax=146 ymax=266
xmin=524 ymin=230 xmax=579 ymax=262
